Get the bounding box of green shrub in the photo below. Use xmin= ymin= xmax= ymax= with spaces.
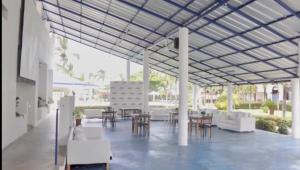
xmin=260 ymin=106 xmax=268 ymax=113
xmin=278 ymin=120 xmax=289 ymax=135
xmin=287 ymin=120 xmax=292 ymax=128
xmin=255 ymin=116 xmax=291 ymax=134
xmin=256 ymin=119 xmax=277 ymax=132
xmin=73 ymin=107 xmax=83 ymax=118
xmin=261 ymin=100 xmax=277 ymax=115
xmin=235 ymin=102 xmax=262 ymax=109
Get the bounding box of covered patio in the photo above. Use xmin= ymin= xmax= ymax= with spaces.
xmin=2 ymin=0 xmax=300 ymax=170
xmin=42 ymin=0 xmax=300 ymax=141
xmin=42 ymin=0 xmax=300 ymax=168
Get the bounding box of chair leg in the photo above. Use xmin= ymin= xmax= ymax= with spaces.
xmin=209 ymin=127 xmax=212 ymax=138
xmin=106 ymin=163 xmax=110 ymax=170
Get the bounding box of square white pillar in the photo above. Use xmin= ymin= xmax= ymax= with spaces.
xmin=192 ymin=84 xmax=198 ymax=111
xmin=291 ymin=78 xmax=300 ymax=139
xmin=178 ymin=27 xmax=189 ymax=146
xmin=143 ymin=51 xmax=149 ymax=114
xmin=227 ymin=83 xmax=233 ymax=113
xmin=127 ymin=59 xmax=130 ymax=81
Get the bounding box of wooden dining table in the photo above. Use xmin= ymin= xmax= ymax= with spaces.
xmin=131 ymin=114 xmax=151 ymax=136
xmin=188 ymin=115 xmax=212 ymax=136
xmin=102 ymin=110 xmax=117 ymax=127
xmin=119 ymin=108 xmax=141 ymax=120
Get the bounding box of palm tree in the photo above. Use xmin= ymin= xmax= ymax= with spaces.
xmin=55 ymin=37 xmax=85 ymax=81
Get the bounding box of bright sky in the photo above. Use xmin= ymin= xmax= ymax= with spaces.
xmin=53 ymin=37 xmax=143 ymax=85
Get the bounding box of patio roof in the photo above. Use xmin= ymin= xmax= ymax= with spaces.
xmin=41 ymin=0 xmax=300 ymax=86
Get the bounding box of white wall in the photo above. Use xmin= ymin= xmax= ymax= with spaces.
xmin=38 ymin=63 xmax=48 ymax=102
xmin=48 ymin=69 xmax=53 ymax=100
xmin=2 ymin=0 xmax=54 ymax=149
xmin=2 ymin=0 xmax=22 ymax=150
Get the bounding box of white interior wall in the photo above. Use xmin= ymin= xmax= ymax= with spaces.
xmin=2 ymin=0 xmax=22 ymax=150
xmin=38 ymin=63 xmax=48 ymax=102
xmin=2 ymin=0 xmax=54 ymax=149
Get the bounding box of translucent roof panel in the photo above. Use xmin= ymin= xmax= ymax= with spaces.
xmin=43 ymin=0 xmax=300 ymax=86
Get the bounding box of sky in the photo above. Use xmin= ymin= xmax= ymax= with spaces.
xmin=53 ymin=36 xmax=143 ymax=86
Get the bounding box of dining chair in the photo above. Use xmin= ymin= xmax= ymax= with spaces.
xmin=202 ymin=116 xmax=213 ymax=138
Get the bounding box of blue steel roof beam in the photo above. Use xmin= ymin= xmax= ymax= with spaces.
xmin=51 ymin=32 xmax=210 ymax=85
xmin=128 ymin=0 xmax=196 ymax=54
xmin=46 ymin=1 xmax=255 ymax=82
xmin=230 ymin=66 xmax=297 ymax=76
xmin=149 ymin=0 xmax=221 ymax=48
xmin=110 ymin=0 xmax=149 ymax=54
xmin=50 ymin=25 xmax=219 ymax=84
xmin=69 ymin=0 xmax=166 ymax=36
xmin=79 ymin=0 xmax=82 ymax=42
xmin=194 ymin=53 xmax=298 ymax=73
xmin=164 ymin=0 xmax=255 ymax=37
xmin=56 ymin=28 xmax=294 ymax=87
xmin=45 ymin=2 xmax=234 ymax=83
xmin=190 ymin=34 xmax=300 ymax=65
xmin=274 ymin=0 xmax=300 ymax=20
xmin=41 ymin=3 xmax=54 ymax=32
xmin=94 ymin=0 xmax=113 ymax=48
xmin=42 ymin=7 xmax=153 ymax=46
xmin=223 ymin=3 xmax=298 ymax=54
xmin=43 ymin=8 xmax=226 ymax=83
xmin=189 ymin=13 xmax=297 ymax=54
xmin=199 ymin=16 xmax=298 ymax=76
xmin=163 ymin=1 xmax=297 ymax=77
xmin=234 ymin=76 xmax=297 ymax=85
xmin=181 ymin=0 xmax=228 ymax=27
xmin=117 ymin=0 xmax=252 ymax=82
xmin=56 ymin=0 xmax=66 ymax=37
xmin=116 ymin=0 xmax=267 ymax=80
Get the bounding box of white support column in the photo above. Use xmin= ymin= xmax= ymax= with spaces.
xmin=291 ymin=78 xmax=300 ymax=139
xmin=292 ymin=40 xmax=300 ymax=139
xmin=178 ymin=27 xmax=189 ymax=146
xmin=143 ymin=50 xmax=149 ymax=114
xmin=227 ymin=83 xmax=233 ymax=113
xmin=192 ymin=84 xmax=198 ymax=111
xmin=127 ymin=59 xmax=130 ymax=81
xmin=198 ymin=87 xmax=203 ymax=108
xmin=298 ymin=40 xmax=300 ymax=76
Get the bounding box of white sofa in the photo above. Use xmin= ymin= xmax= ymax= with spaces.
xmin=83 ymin=109 xmax=103 ymax=119
xmin=149 ymin=108 xmax=174 ymax=121
xmin=218 ymin=111 xmax=255 ymax=132
xmin=67 ymin=127 xmax=111 ymax=170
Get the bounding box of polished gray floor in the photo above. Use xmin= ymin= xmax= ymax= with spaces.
xmin=2 ymin=115 xmax=300 ymax=170
xmin=82 ymin=120 xmax=300 ymax=170
xmin=2 ymin=113 xmax=65 ymax=170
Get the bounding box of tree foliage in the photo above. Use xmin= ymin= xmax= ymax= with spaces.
xmin=214 ymin=92 xmax=240 ymax=110
xmin=130 ymin=70 xmax=177 ymax=99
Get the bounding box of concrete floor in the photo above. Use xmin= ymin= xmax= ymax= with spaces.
xmin=82 ymin=120 xmax=300 ymax=170
xmin=2 ymin=115 xmax=300 ymax=170
xmin=2 ymin=113 xmax=65 ymax=170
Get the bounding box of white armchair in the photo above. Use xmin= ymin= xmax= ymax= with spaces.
xmin=218 ymin=112 xmax=255 ymax=132
xmin=67 ymin=127 xmax=111 ymax=170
